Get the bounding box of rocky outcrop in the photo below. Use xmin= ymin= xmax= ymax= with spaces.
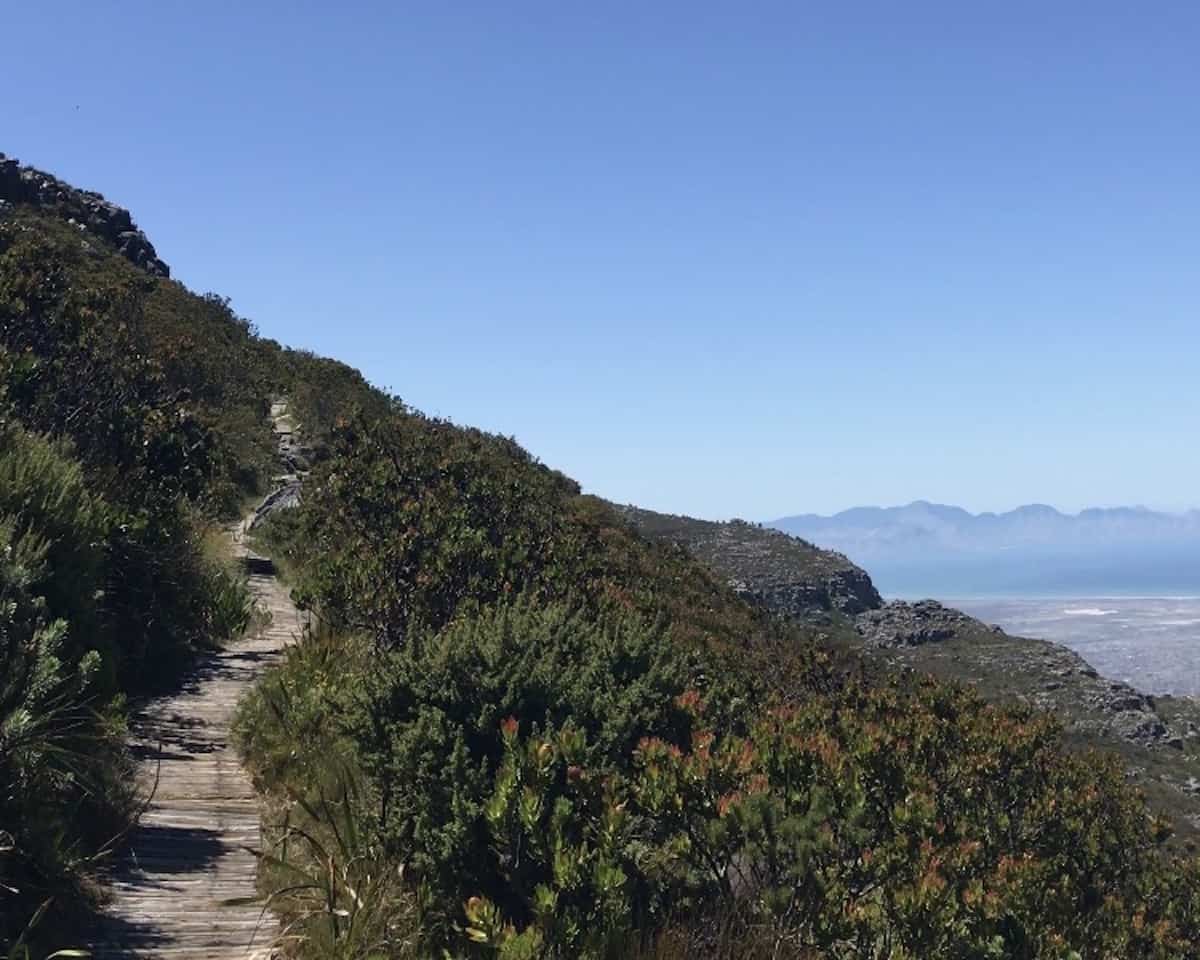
xmin=622 ymin=504 xmax=1195 ymax=754
xmin=618 ymin=506 xmax=882 ymax=619
xmin=856 ymin=599 xmax=989 ymax=648
xmin=0 ymin=152 xmax=169 ymax=277
xmin=731 ymin=566 xmax=880 ymax=619
xmin=821 ymin=566 xmax=886 ymax=615
xmin=854 ymin=598 xmax=1190 ymax=750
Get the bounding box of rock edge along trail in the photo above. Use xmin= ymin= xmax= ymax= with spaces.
xmin=92 ymin=402 xmax=304 ymax=958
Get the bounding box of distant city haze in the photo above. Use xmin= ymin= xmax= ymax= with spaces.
xmin=769 ymin=501 xmax=1200 ymax=598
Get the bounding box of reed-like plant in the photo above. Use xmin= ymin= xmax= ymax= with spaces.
xmin=233 ymin=623 xmax=420 ymax=958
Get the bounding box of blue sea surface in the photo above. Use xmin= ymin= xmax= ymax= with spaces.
xmin=947 ymin=597 xmax=1200 ymax=698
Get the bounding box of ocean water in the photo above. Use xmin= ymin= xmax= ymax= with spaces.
xmin=947 ymin=597 xmax=1200 ymax=698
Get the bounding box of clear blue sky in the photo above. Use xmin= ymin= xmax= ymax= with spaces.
xmin=7 ymin=3 xmax=1199 ymax=519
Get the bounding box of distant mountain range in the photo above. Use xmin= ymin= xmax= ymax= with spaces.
xmin=767 ymin=502 xmax=1200 ymax=598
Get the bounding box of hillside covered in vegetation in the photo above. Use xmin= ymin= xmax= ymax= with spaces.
xmin=5 ymin=155 xmax=1200 ymax=958
xmin=0 ymin=156 xmax=390 ymax=953
xmin=620 ymin=507 xmax=1200 ymax=849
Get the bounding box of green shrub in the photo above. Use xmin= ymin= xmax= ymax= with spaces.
xmin=0 ymin=513 xmax=133 ymax=950
xmin=465 ymin=722 xmax=645 ymax=959
xmin=0 ymin=424 xmax=108 ymax=665
xmin=102 ymin=506 xmax=251 ymax=688
xmin=267 ymin=411 xmax=793 ymax=666
xmin=345 ymin=598 xmax=721 ymax=946
xmin=627 ymin=679 xmax=1200 ymax=959
xmin=244 ymin=596 xmax=1200 ymax=958
xmin=280 ymin=413 xmax=581 ymax=645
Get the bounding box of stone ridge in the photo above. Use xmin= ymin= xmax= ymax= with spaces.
xmin=0 ymin=152 xmax=169 ymax=277
xmin=617 ymin=504 xmax=883 ymax=619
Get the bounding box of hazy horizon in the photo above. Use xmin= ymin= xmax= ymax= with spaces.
xmin=768 ymin=500 xmax=1200 ymax=599
xmin=768 ymin=499 xmax=1200 ymax=523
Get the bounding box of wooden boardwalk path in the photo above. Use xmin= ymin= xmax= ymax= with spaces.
xmin=92 ymin=403 xmax=304 ymax=958
xmin=91 ymin=565 xmax=302 ymax=958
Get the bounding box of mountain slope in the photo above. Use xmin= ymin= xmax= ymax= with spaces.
xmin=628 ymin=505 xmax=1200 ymax=843
xmin=7 ymin=154 xmax=1200 ymax=958
xmin=0 ymin=155 xmax=391 ymax=953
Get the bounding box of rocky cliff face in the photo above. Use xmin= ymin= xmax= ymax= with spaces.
xmin=0 ymin=152 xmax=169 ymax=277
xmin=732 ymin=565 xmax=881 ymax=619
xmin=857 ymin=599 xmax=991 ymax=648
xmin=618 ymin=505 xmax=882 ymax=620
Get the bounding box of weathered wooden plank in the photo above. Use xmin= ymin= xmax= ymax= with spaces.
xmin=91 ymin=567 xmax=300 ymax=958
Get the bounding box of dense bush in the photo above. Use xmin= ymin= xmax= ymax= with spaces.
xmin=265 ymin=411 xmax=787 ymax=663
xmin=244 ymin=600 xmax=1200 ymax=958
xmin=627 ymin=681 xmax=1190 ymax=958
xmin=0 ymin=429 xmax=134 ymax=949
xmin=0 ymin=425 xmax=108 ymax=657
xmin=0 ymin=228 xmax=210 ymax=508
xmin=279 ymin=413 xmax=581 ymax=645
xmin=350 ymin=600 xmax=718 ymax=926
xmin=237 ymin=598 xmax=715 ymax=949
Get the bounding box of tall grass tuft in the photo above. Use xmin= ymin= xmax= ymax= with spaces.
xmin=234 ymin=623 xmax=419 ymax=957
